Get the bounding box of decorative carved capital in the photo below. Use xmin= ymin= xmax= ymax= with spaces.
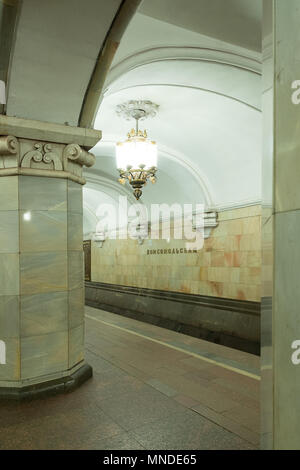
xmin=0 ymin=134 xmax=95 ymax=185
xmin=0 ymin=135 xmax=19 ymax=156
xmin=63 ymin=144 xmax=95 ymax=170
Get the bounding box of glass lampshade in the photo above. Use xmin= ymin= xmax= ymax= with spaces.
xmin=116 ymin=137 xmax=157 ymax=170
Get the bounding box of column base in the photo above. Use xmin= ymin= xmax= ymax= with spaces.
xmin=0 ymin=363 xmax=93 ymax=401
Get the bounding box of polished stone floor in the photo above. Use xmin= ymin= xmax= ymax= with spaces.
xmin=0 ymin=306 xmax=260 ymax=450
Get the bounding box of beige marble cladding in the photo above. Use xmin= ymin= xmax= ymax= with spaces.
xmin=91 ymin=205 xmax=262 ymax=302
xmin=0 ymin=176 xmax=18 ymax=210
xmin=19 ymin=175 xmax=67 ymax=211
xmin=20 ymin=211 xmax=67 ymax=252
xmin=0 ymin=211 xmax=19 ymax=252
xmin=69 ymin=324 xmax=84 ymax=369
xmin=68 ymin=213 xmax=83 ymax=251
xmin=20 ymin=291 xmax=68 ymax=337
xmin=0 ymin=253 xmax=20 ymax=295
xmin=0 ymin=117 xmax=97 ymax=389
xmin=68 ymin=251 xmax=84 ymax=291
xmin=20 ymin=251 xmax=68 ymax=295
xmin=69 ymin=288 xmax=84 ymax=329
xmin=68 ymin=180 xmax=83 ymax=214
xmin=0 ymin=175 xmax=85 ymax=385
xmin=21 ymin=331 xmax=69 ymax=380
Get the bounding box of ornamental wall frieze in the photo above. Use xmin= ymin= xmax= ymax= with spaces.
xmin=21 ymin=142 xmax=63 ymax=170
xmin=0 ymin=135 xmax=95 ymax=184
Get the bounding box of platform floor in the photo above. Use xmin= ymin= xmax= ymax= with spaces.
xmin=0 ymin=306 xmax=260 ymax=450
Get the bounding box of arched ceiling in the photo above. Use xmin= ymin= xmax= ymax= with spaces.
xmin=6 ymin=0 xmax=125 ymax=125
xmin=85 ymin=5 xmax=262 ymax=235
xmin=0 ymin=0 xmax=262 ymax=237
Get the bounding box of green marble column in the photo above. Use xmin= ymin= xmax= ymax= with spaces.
xmin=262 ymin=0 xmax=300 ymax=450
xmin=0 ymin=116 xmax=101 ymax=398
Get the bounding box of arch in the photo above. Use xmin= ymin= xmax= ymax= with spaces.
xmin=85 ymin=173 xmax=138 ymax=206
xmin=105 ymin=45 xmax=262 ymax=94
xmin=106 ymin=82 xmax=261 ymax=113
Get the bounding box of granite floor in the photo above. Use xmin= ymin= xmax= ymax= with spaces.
xmin=0 ymin=306 xmax=260 ymax=450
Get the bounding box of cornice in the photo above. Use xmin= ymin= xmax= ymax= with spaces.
xmin=0 ymin=115 xmax=101 ymax=149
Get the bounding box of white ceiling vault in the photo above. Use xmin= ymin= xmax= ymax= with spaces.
xmin=81 ymin=2 xmax=263 ymax=236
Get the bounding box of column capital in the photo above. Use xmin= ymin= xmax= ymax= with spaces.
xmin=0 ymin=115 xmax=101 ymax=184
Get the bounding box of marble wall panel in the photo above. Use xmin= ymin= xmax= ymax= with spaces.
xmin=273 ymin=209 xmax=300 ymax=448
xmin=0 ymin=295 xmax=19 ymax=338
xmin=0 ymin=211 xmax=19 ymax=253
xmin=0 ymin=254 xmax=19 ymax=295
xmin=20 ymin=251 xmax=68 ymax=295
xmin=19 ymin=176 xmax=67 ymax=211
xmin=69 ymin=324 xmax=84 ymax=368
xmin=68 ymin=213 xmax=83 ymax=251
xmin=90 ymin=206 xmax=262 ymax=302
xmin=0 ymin=176 xmax=18 ymax=211
xmin=20 ymin=210 xmax=67 ymax=252
xmin=67 ymin=180 xmax=82 ymax=214
xmin=21 ymin=331 xmax=68 ymax=380
xmin=69 ymin=288 xmax=84 ymax=329
xmin=68 ymin=251 xmax=84 ymax=291
xmin=20 ymin=291 xmax=68 ymax=337
xmin=0 ymin=161 xmax=90 ymax=389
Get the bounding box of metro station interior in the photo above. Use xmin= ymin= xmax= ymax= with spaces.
xmin=0 ymin=0 xmax=298 ymax=451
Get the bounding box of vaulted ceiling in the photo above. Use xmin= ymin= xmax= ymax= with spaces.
xmin=1 ymin=0 xmax=263 ymax=237
xmin=5 ymin=0 xmax=123 ymax=124
xmin=84 ymin=1 xmax=262 ymax=236
xmin=139 ymin=0 xmax=262 ymax=51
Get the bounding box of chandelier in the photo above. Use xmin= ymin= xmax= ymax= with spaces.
xmin=116 ymin=100 xmax=159 ymax=200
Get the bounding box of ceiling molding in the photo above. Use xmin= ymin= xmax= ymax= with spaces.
xmin=105 ymin=45 xmax=262 ymax=93
xmin=105 ymin=82 xmax=261 ymax=112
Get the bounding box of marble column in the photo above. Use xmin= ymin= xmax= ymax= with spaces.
xmin=0 ymin=115 xmax=100 ymax=399
xmin=262 ymin=0 xmax=300 ymax=449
